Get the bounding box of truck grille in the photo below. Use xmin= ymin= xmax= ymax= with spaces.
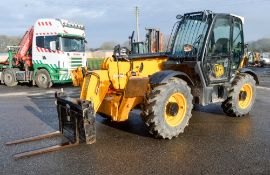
xmin=69 ymin=57 xmax=82 ymax=70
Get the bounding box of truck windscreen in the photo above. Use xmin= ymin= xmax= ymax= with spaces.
xmin=61 ymin=37 xmax=85 ymax=52
xmin=172 ymin=15 xmax=209 ymax=58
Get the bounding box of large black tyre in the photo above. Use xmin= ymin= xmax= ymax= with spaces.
xmin=221 ymin=73 xmax=256 ymax=117
xmin=35 ymin=69 xmax=52 ymax=88
xmin=141 ymin=77 xmax=193 ymax=139
xmin=3 ymin=69 xmax=18 ymax=87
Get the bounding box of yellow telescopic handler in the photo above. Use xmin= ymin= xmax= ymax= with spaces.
xmin=7 ymin=11 xmax=259 ymax=159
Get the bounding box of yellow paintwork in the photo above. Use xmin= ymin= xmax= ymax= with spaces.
xmin=78 ymin=56 xmax=168 ymax=121
xmin=98 ymin=95 xmax=143 ymax=121
xmin=108 ymin=62 xmax=131 ymax=89
xmin=239 ymin=54 xmax=248 ymax=69
xmin=164 ymin=92 xmax=187 ymax=127
xmin=71 ymin=67 xmax=87 ymax=87
xmin=213 ymin=64 xmax=224 ymax=78
xmin=238 ymin=83 xmax=253 ymax=109
xmin=80 ymin=70 xmax=111 ymax=111
xmin=107 ymin=58 xmax=166 ymax=90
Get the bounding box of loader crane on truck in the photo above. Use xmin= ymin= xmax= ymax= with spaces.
xmin=0 ymin=19 xmax=87 ymax=88
xmin=6 ymin=11 xmax=259 ymax=159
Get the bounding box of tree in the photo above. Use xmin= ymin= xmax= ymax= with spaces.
xmin=162 ymin=34 xmax=171 ymax=52
xmin=99 ymin=41 xmax=118 ymax=50
xmin=122 ymin=40 xmax=131 ymax=50
xmin=248 ymin=38 xmax=270 ymax=52
xmin=0 ymin=35 xmax=21 ymax=52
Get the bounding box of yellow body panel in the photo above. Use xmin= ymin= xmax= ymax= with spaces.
xmin=117 ymin=97 xmax=143 ymax=121
xmin=239 ymin=55 xmax=248 ymax=69
xmin=108 ymin=62 xmax=131 ymax=90
xmin=78 ymin=56 xmax=168 ymax=122
xmin=80 ymin=70 xmax=111 ymax=111
xmin=107 ymin=57 xmax=166 ymax=90
xmin=131 ymin=58 xmax=166 ymax=76
xmin=98 ymin=95 xmax=143 ymax=121
xmin=71 ymin=67 xmax=87 ymax=87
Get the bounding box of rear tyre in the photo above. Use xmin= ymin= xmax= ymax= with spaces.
xmin=221 ymin=73 xmax=256 ymax=117
xmin=141 ymin=77 xmax=193 ymax=139
xmin=35 ymin=69 xmax=52 ymax=88
xmin=3 ymin=69 xmax=18 ymax=87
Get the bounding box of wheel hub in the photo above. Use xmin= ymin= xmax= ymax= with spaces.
xmin=238 ymin=83 xmax=253 ymax=109
xmin=164 ymin=92 xmax=187 ymax=127
xmin=166 ymin=102 xmax=179 ymax=116
xmin=5 ymin=74 xmax=12 ymax=83
xmin=239 ymin=91 xmax=247 ymax=101
xmin=38 ymin=74 xmax=47 ymax=84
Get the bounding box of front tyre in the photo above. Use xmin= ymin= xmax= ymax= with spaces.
xmin=221 ymin=74 xmax=256 ymax=117
xmin=35 ymin=69 xmax=52 ymax=88
xmin=142 ymin=78 xmax=193 ymax=139
xmin=3 ymin=69 xmax=18 ymax=87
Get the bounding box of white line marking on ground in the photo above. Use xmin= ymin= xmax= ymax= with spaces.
xmin=0 ymin=90 xmax=55 ymax=97
xmin=257 ymin=86 xmax=270 ymax=91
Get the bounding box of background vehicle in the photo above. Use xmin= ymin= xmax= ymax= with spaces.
xmin=260 ymin=52 xmax=270 ymax=66
xmin=0 ymin=19 xmax=87 ymax=88
xmin=129 ymin=28 xmax=163 ymax=54
xmin=7 ymin=11 xmax=259 ymax=158
xmin=248 ymin=52 xmax=261 ymax=67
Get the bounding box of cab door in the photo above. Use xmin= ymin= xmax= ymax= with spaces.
xmin=202 ymin=15 xmax=232 ymax=85
xmin=231 ymin=17 xmax=244 ymax=71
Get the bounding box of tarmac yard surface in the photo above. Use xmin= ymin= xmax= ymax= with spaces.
xmin=0 ymin=68 xmax=270 ymax=175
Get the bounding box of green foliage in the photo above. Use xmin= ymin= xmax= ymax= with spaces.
xmin=0 ymin=35 xmax=21 ymax=52
xmin=87 ymin=57 xmax=105 ymax=70
xmin=99 ymin=41 xmax=118 ymax=50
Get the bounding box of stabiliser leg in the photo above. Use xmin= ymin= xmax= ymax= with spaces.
xmin=5 ymin=91 xmax=96 ymax=159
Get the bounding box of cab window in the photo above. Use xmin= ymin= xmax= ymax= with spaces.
xmin=36 ymin=36 xmax=59 ymax=50
xmin=231 ymin=18 xmax=244 ymax=69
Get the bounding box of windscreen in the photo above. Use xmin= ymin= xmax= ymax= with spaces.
xmin=61 ymin=37 xmax=85 ymax=52
xmin=172 ymin=15 xmax=209 ymax=58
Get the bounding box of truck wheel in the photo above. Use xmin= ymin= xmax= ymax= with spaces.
xmin=142 ymin=77 xmax=193 ymax=139
xmin=3 ymin=69 xmax=18 ymax=87
xmin=35 ymin=69 xmax=52 ymax=88
xmin=221 ymin=74 xmax=256 ymax=117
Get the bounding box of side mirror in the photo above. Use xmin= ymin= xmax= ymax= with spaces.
xmin=50 ymin=41 xmax=56 ymax=51
xmin=176 ymin=14 xmax=183 ymax=19
xmin=84 ymin=40 xmax=88 ymax=44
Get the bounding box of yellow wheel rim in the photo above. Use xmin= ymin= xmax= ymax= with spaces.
xmin=238 ymin=83 xmax=253 ymax=109
xmin=164 ymin=92 xmax=187 ymax=127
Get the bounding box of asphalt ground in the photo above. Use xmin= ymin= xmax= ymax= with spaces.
xmin=0 ymin=67 xmax=270 ymax=175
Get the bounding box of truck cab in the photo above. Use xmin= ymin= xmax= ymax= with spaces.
xmin=0 ymin=18 xmax=87 ymax=88
xmin=32 ymin=19 xmax=87 ymax=87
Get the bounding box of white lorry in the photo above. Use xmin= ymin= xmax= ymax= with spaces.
xmin=0 ymin=18 xmax=87 ymax=88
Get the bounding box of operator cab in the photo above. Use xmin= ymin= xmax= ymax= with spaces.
xmin=167 ymin=10 xmax=245 ymax=85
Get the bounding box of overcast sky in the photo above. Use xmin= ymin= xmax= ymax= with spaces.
xmin=0 ymin=0 xmax=270 ymax=48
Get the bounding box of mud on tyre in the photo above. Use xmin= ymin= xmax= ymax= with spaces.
xmin=35 ymin=69 xmax=52 ymax=88
xmin=3 ymin=69 xmax=18 ymax=87
xmin=221 ymin=73 xmax=256 ymax=117
xmin=141 ymin=77 xmax=193 ymax=139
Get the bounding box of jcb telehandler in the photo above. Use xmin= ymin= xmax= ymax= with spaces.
xmin=7 ymin=11 xmax=259 ymax=158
